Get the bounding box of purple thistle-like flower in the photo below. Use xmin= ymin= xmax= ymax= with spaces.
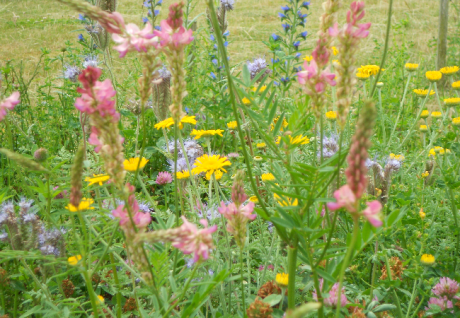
xmin=432 ymin=277 xmax=460 ymax=299
xmin=156 ymin=171 xmax=173 ymax=185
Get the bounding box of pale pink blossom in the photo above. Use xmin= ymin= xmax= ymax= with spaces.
xmin=112 ymin=183 xmax=151 ymax=229
xmin=327 ymin=185 xmax=357 ymax=212
xmin=155 ymin=171 xmax=173 ymax=185
xmin=154 ymin=20 xmax=193 ymax=48
xmin=100 ymin=12 xmax=126 ymax=34
xmin=112 ymin=22 xmax=158 ymax=58
xmin=426 ymin=296 xmax=453 ymax=312
xmin=297 ymin=59 xmax=336 ymax=93
xmin=432 ymin=277 xmax=460 ymax=299
xmin=362 ymin=200 xmax=382 ymax=227
xmin=312 ymin=279 xmax=348 ymax=308
xmin=172 ymin=217 xmax=217 ymax=262
xmin=0 ymin=91 xmax=20 ymax=121
xmin=88 ymin=127 xmax=103 ymax=153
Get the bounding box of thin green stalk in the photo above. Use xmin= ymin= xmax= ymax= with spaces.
xmin=110 ymin=253 xmax=122 ymax=318
xmin=447 ymin=187 xmax=460 ymax=271
xmin=239 ymin=247 xmax=246 ymax=316
xmin=387 ymin=73 xmax=412 ymax=147
xmin=377 ymin=88 xmax=386 ymax=145
xmin=369 ymin=240 xmax=378 ymax=298
xmin=335 ymin=218 xmax=360 ymax=317
xmin=82 ymin=270 xmax=101 ymax=318
xmin=405 ymin=278 xmax=420 ymax=318
xmin=287 ymin=243 xmax=298 ymax=310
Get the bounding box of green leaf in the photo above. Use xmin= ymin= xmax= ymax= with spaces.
xmin=262 ymin=294 xmax=282 ymax=306
xmin=373 ymin=304 xmax=397 ymax=312
xmin=270 ymin=217 xmax=295 ymax=229
xmin=242 ymin=64 xmax=251 ymax=87
xmin=316 ymin=268 xmax=336 ymax=284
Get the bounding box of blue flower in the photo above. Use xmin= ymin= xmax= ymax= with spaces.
xmin=282 ymin=23 xmax=291 ymax=31
xmin=142 ymin=17 xmax=149 ymax=23
xmin=157 ymin=0 xmax=163 ymax=5
xmin=281 ymin=77 xmax=290 ymax=83
xmin=293 ymin=41 xmax=300 ymax=48
xmin=155 ymin=26 xmax=161 ymax=31
xmin=224 ymin=41 xmax=229 ymax=47
xmin=281 ymin=5 xmax=290 ymax=11
xmin=212 ymin=59 xmax=218 ymax=65
xmin=78 ymin=14 xmax=85 ymax=21
xmin=78 ymin=34 xmax=84 ymax=41
xmin=278 ymin=12 xmax=286 ymax=19
xmin=298 ymin=11 xmax=308 ymax=18
xmin=300 ymin=31 xmax=308 ymax=39
xmin=185 ymin=107 xmax=190 ymax=114
xmin=214 ymin=44 xmax=218 ymax=50
xmin=271 ymin=58 xmax=280 ymax=63
xmin=154 ymin=9 xmax=160 ymax=16
xmin=143 ymin=1 xmax=151 ymax=7
xmin=274 ymin=81 xmax=280 ymax=86
xmin=210 ymin=72 xmax=216 ymax=79
xmin=294 ymin=66 xmax=301 ymax=72
xmin=210 ymin=34 xmax=215 ymax=41
xmin=223 ymin=30 xmax=230 ymax=37
xmin=301 ymin=1 xmax=310 ymax=8
xmin=295 ymin=52 xmax=301 ymax=58
xmin=272 ymin=33 xmax=280 ymax=41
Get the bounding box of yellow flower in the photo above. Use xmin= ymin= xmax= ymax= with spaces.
xmin=68 ymin=255 xmax=82 ymax=266
xmin=405 ymin=63 xmax=419 ymax=72
xmin=420 ymin=254 xmax=435 ymax=266
xmin=444 ymin=98 xmax=460 ymax=107
xmin=252 ymin=85 xmax=267 ymax=93
xmin=253 ymin=156 xmax=263 ymax=162
xmin=426 ymin=71 xmax=442 ymax=82
xmin=274 ymin=193 xmax=298 ymax=206
xmin=440 ymin=66 xmax=459 ymax=76
xmin=65 ymin=198 xmax=94 ymax=212
xmin=325 ymin=111 xmax=337 ymax=121
xmin=419 ymin=208 xmax=426 ymax=219
xmin=97 ymin=295 xmax=104 ymax=303
xmin=434 ymin=146 xmax=444 ymax=153
xmin=289 ymin=134 xmax=309 ymax=145
xmin=270 ymin=116 xmax=289 ymax=131
xmin=190 ymin=129 xmax=224 ymax=140
xmin=227 ymin=121 xmax=237 ymax=130
xmin=389 ymin=153 xmax=405 ymax=161
xmin=242 ymin=97 xmax=252 ymax=105
xmin=428 ymin=148 xmax=436 ymax=157
xmin=357 ymin=65 xmax=383 ymax=76
xmin=249 ymin=196 xmax=258 ymax=203
xmin=332 ymin=59 xmax=341 ymax=66
xmin=154 ymin=116 xmax=197 ymax=130
xmin=85 ymin=174 xmax=110 ymax=186
xmin=275 ymin=136 xmax=281 ymax=145
xmin=431 ymin=111 xmax=442 ymax=118
xmin=421 ymin=171 xmax=429 ymax=178
xmin=304 ymin=55 xmax=313 ymax=62
xmin=452 ymin=117 xmax=460 ymax=126
xmin=413 ymin=89 xmax=435 ymax=97
xmin=124 ymin=157 xmax=149 ymax=172
xmin=331 ymin=46 xmax=338 ymax=56
xmin=261 ymin=173 xmax=275 ymax=182
xmin=356 ymin=72 xmax=370 ymax=80
xmin=192 ymin=154 xmax=231 ymax=180
xmin=420 ymin=110 xmax=429 ymax=118
xmin=276 ymin=273 xmax=289 ymax=288
xmin=206 ymin=169 xmax=223 ymax=181
xmin=419 ymin=125 xmax=428 ymax=132
xmin=176 ymin=170 xmax=191 ymax=179
xmin=376 ymin=82 xmax=384 ymax=88
xmin=256 ymin=142 xmax=266 ymax=149
xmin=452 ymin=81 xmax=460 ymax=90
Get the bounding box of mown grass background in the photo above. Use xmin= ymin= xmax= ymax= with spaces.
xmin=0 ymin=0 xmax=458 ymax=87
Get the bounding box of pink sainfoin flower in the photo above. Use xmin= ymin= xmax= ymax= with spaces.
xmin=154 ymin=3 xmax=194 ymax=49
xmin=112 ymin=183 xmax=151 ymax=232
xmin=156 ymin=171 xmax=173 ymax=185
xmin=173 ymin=216 xmax=217 ymax=262
xmin=0 ymin=91 xmax=20 ymax=122
xmin=327 ymin=184 xmax=357 ymax=213
xmin=312 ymin=279 xmax=348 ymax=308
xmin=432 ymin=277 xmax=460 ymax=299
xmin=297 ymin=59 xmax=336 ymax=94
xmin=112 ymin=22 xmax=158 ymax=58
xmin=362 ymin=201 xmax=383 ymax=227
xmin=426 ymin=296 xmax=453 ymax=312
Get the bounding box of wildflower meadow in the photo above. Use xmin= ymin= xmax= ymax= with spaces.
xmin=1 ymin=0 xmax=460 ymax=317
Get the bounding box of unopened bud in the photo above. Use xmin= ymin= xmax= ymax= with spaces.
xmin=34 ymin=148 xmax=48 ymax=162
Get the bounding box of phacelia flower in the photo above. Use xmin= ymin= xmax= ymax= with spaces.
xmin=0 ymin=91 xmax=20 ymax=122
xmin=156 ymin=171 xmax=173 ymax=185
xmin=426 ymin=71 xmax=442 ymax=82
xmin=123 ymin=157 xmax=149 ymax=172
xmin=63 ymin=65 xmax=81 ymax=82
xmin=247 ymin=57 xmax=271 ymax=80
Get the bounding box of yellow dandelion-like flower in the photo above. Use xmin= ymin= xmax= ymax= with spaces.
xmin=289 ymin=134 xmax=310 ymax=145
xmin=192 ymin=154 xmax=231 ymax=180
xmin=206 ymin=169 xmax=223 ymax=181
xmin=276 ymin=273 xmax=289 ymax=288
xmin=452 ymin=81 xmax=460 ymax=90
xmin=124 ymin=157 xmax=149 ymax=172
xmin=431 ymin=111 xmax=442 ymax=118
xmin=426 ymin=71 xmax=442 ymax=82
xmin=97 ymin=295 xmax=104 ymax=303
xmin=413 ymin=89 xmax=435 ymax=97
xmin=261 ymin=173 xmax=275 ymax=182
xmin=419 ymin=125 xmax=428 ymax=132
xmin=227 ymin=121 xmax=237 ymax=130
xmin=421 ymin=171 xmax=429 ymax=178
xmin=444 ymin=98 xmax=460 ymax=107
xmin=256 ymin=142 xmax=266 ymax=149
xmin=304 ymin=55 xmax=313 ymax=62
xmin=405 ymin=63 xmax=419 ymax=72
xmin=85 ymin=174 xmax=110 ymax=186
xmin=419 ymin=208 xmax=426 ymax=219
xmin=65 ymin=198 xmax=94 ymax=212
xmin=242 ymin=97 xmax=252 ymax=105
xmin=252 ymin=85 xmax=267 ymax=93
xmin=420 ymin=254 xmax=435 ymax=266
xmin=326 ymin=111 xmax=337 ymax=121
xmin=356 ymin=72 xmax=370 ymax=80
xmin=253 ymin=156 xmax=263 ymax=162
xmin=357 ymin=65 xmax=383 ymax=76
xmin=274 ymin=194 xmax=298 ymax=206
xmin=420 ymin=110 xmax=429 ymax=118
xmin=452 ymin=117 xmax=460 ymax=126
xmin=154 ymin=116 xmax=197 ymax=130
xmin=440 ymin=66 xmax=459 ymax=76
xmin=68 ymin=255 xmax=82 ymax=266
xmin=331 ymin=46 xmax=338 ymax=56
xmin=249 ymin=196 xmax=258 ymax=203
xmin=190 ymin=129 xmax=224 ymax=140
xmin=176 ymin=170 xmax=191 ymax=179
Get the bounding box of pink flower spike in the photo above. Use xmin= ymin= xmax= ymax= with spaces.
xmin=103 ymin=12 xmax=126 ymax=34
xmin=362 ymin=200 xmax=382 ymax=227
xmin=133 ymin=212 xmax=151 ymax=228
xmin=0 ymin=91 xmax=20 ymax=122
xmin=327 ymin=185 xmax=357 ymax=212
xmin=112 ymin=204 xmax=129 ymax=225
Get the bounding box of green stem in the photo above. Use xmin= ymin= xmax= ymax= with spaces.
xmin=387 ymin=73 xmax=412 ymax=147
xmin=335 ymin=218 xmax=360 ymax=317
xmin=447 ymin=187 xmax=460 ymax=271
xmin=110 ymin=253 xmax=122 ymax=318
xmin=82 ymin=271 xmax=100 ymax=318
xmin=377 ymin=88 xmax=386 ymax=145
xmin=239 ymin=247 xmax=246 ymax=316
xmin=405 ymin=278 xmax=420 ymax=318
xmin=287 ymin=243 xmax=298 ymax=310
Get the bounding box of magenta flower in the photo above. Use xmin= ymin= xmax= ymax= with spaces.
xmin=312 ymin=279 xmax=348 ymax=308
xmin=297 ymin=59 xmax=336 ymax=93
xmin=100 ymin=12 xmax=126 ymax=35
xmin=426 ymin=296 xmax=453 ymax=312
xmin=172 ymin=216 xmax=217 ymax=262
xmin=112 ymin=22 xmax=158 ymax=58
xmin=153 ymin=3 xmax=194 ymax=49
xmin=156 ymin=171 xmax=173 ymax=185
xmin=112 ymin=183 xmax=151 ymax=229
xmin=362 ymin=200 xmax=382 ymax=227
xmin=432 ymin=277 xmax=460 ymax=299
xmin=0 ymin=91 xmax=20 ymax=122
xmin=327 ymin=185 xmax=357 ymax=212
